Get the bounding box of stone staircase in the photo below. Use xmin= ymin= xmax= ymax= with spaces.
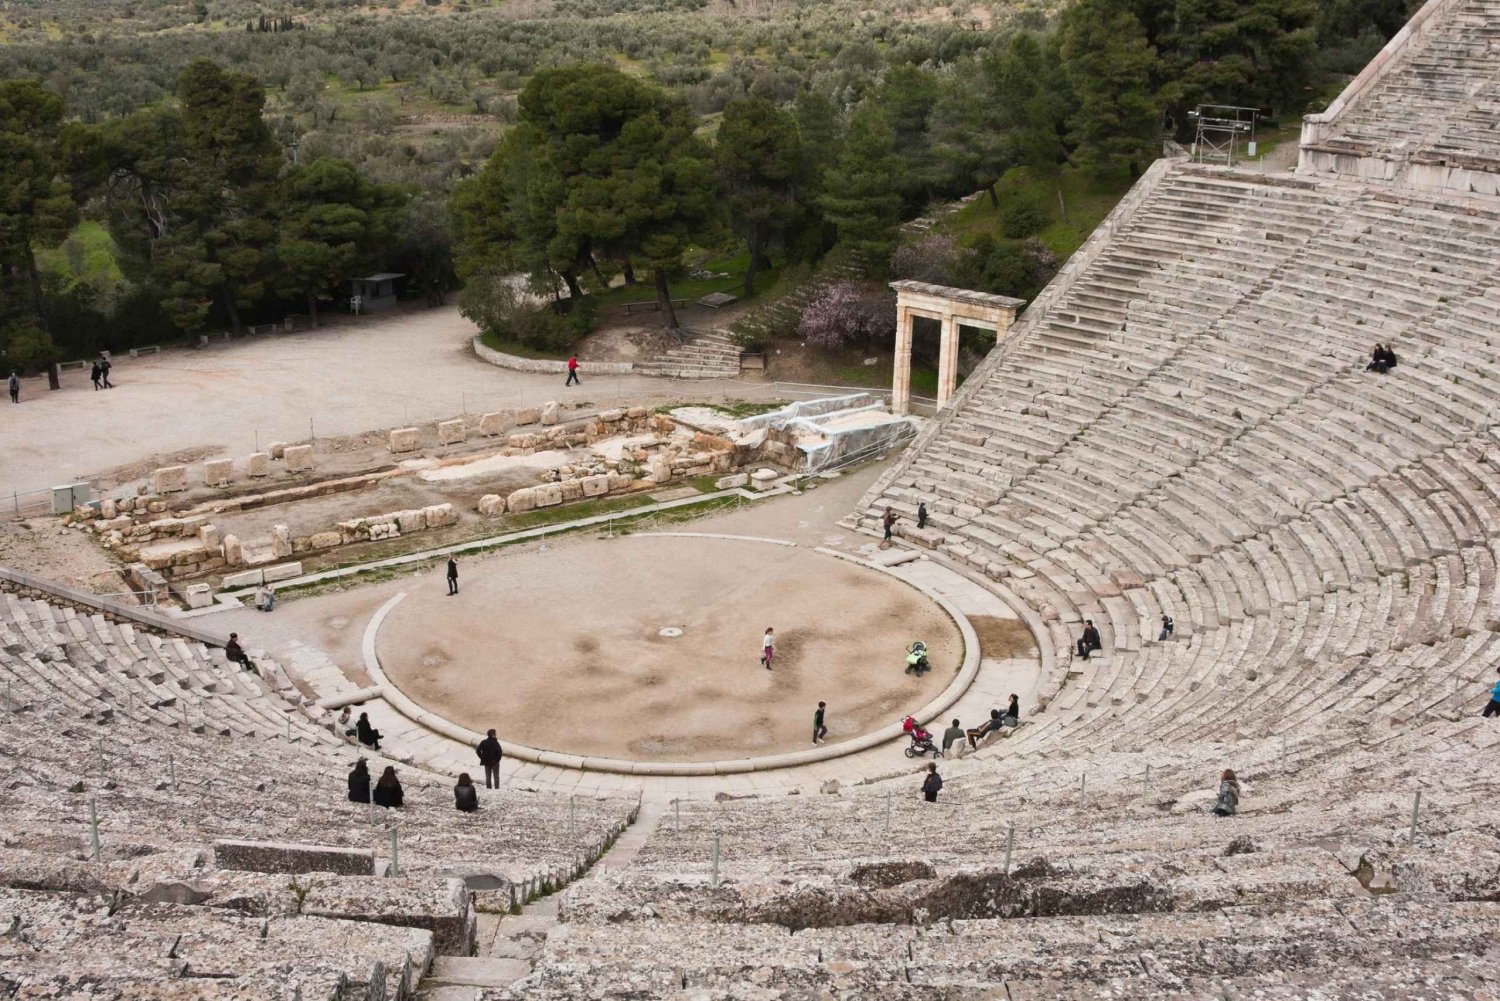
xmin=634 ymin=330 xmax=741 ymax=379
xmin=418 ymin=800 xmax=665 ymax=999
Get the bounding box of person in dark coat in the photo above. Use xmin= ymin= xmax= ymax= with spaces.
xmin=454 ymin=773 xmax=479 ymax=813
xmin=99 ymin=356 xmax=113 ymax=388
xmin=812 ymin=702 xmax=828 ymax=745
xmin=476 ymin=729 xmax=504 ymax=788
xmin=921 ymin=763 xmax=943 ymax=803
xmin=881 ymin=507 xmax=897 ymax=545
xmin=446 ymin=557 xmax=459 ymax=595
xmin=7 ymin=372 xmax=18 ymax=404
xmin=223 ymin=633 xmax=253 ymax=670
xmin=1001 ymin=693 xmax=1020 ymax=727
xmin=917 ymin=502 xmax=928 ymax=530
xmin=356 ymin=712 xmax=382 ymax=751
xmin=90 ymin=362 xmax=103 ymax=391
xmin=1158 ymin=614 xmax=1175 ymax=641
xmin=373 ymin=766 xmax=404 ymax=808
xmin=347 ymin=759 xmax=371 ymax=803
xmin=966 ymin=708 xmax=1004 ymax=750
xmin=1076 ymin=620 xmax=1102 ymax=660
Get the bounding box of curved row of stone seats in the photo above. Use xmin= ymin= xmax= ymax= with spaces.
xmin=1303 ymin=0 xmax=1500 ymax=168
xmin=0 ymin=885 xmax=431 ymax=1000
xmin=477 ymin=901 xmax=1500 ymax=999
xmin=0 ymin=700 xmax=632 ymax=887
xmin=864 ymin=167 xmax=1500 ymax=752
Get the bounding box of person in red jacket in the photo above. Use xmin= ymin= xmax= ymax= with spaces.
xmin=565 ymin=354 xmax=580 ymax=386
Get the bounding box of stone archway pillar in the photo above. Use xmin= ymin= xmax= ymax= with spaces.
xmin=889 ymin=281 xmax=1026 ymax=414
xmin=892 ymin=303 xmax=914 ymax=416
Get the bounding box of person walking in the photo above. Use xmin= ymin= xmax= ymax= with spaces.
xmin=1076 ymin=620 xmax=1102 ymax=661
xmin=941 ymin=718 xmax=966 ymax=755
xmin=446 ymin=557 xmax=459 ymax=596
xmin=454 ymin=773 xmax=479 ymax=813
xmin=99 ymin=356 xmax=112 ymax=388
xmin=347 ymin=759 xmax=371 ymax=804
xmin=373 ymin=766 xmax=404 ymax=808
xmin=477 ymin=729 xmax=504 ymax=788
xmin=1158 ymin=614 xmax=1174 ymax=641
xmin=1212 ymin=769 xmax=1240 ymax=817
xmin=760 ymin=627 xmax=775 ymax=670
xmin=255 ymin=583 xmax=275 ymax=612
xmin=90 ymin=362 xmax=102 ymax=391
xmin=812 ymin=702 xmax=828 ymax=744
xmin=223 ymin=633 xmax=253 ymax=671
xmin=921 ymin=762 xmax=943 ymax=803
xmin=881 ymin=507 xmax=897 ymax=546
xmin=917 ymin=501 xmax=928 ymax=530
xmin=565 ymin=354 xmax=581 ymax=387
xmin=1482 ymin=667 xmax=1500 ymax=718
xmin=356 ymin=712 xmax=383 ymax=751
xmin=8 ymin=372 xmax=19 ymax=404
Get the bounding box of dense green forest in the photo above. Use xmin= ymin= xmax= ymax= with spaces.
xmin=0 ymin=0 xmax=1417 ymax=371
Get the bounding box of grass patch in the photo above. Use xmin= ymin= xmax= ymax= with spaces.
xmin=944 ymin=164 xmax=1136 ymax=261
xmin=37 ymin=222 xmax=124 ymax=290
xmin=478 ymin=329 xmax=568 ymax=360
xmin=592 ymin=250 xmax=781 ymax=311
xmin=500 ymin=493 xmax=655 ymax=531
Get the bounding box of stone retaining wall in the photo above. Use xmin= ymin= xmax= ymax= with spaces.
xmin=472 ymin=336 xmax=633 ymax=375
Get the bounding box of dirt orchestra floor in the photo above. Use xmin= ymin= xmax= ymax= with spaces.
xmin=375 ymin=534 xmax=962 ymax=762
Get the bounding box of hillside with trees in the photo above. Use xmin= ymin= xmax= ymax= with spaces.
xmin=1 ymin=0 xmax=1419 ymax=377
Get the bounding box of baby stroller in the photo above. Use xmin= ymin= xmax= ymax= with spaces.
xmin=902 ymin=715 xmax=942 ymax=758
xmin=905 ymin=641 xmax=931 ymax=676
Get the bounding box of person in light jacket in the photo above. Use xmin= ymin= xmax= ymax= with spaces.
xmin=1212 ymin=769 xmax=1240 ymax=817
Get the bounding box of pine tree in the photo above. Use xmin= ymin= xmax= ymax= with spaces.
xmin=818 ymin=103 xmax=905 ymax=272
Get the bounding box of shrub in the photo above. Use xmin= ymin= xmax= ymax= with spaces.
xmin=1000 ymin=193 xmax=1049 ymax=239
xmin=797 ymin=278 xmax=894 ymax=350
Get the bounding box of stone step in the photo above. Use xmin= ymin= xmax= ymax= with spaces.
xmin=420 ymin=956 xmax=533 ymax=989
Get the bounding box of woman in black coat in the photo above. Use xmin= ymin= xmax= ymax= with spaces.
xmin=454 ymin=773 xmax=479 ymax=813
xmin=373 ymin=766 xmax=404 ymax=808
xmin=347 ymin=759 xmax=371 ymax=803
xmin=356 ymin=712 xmax=382 ymax=751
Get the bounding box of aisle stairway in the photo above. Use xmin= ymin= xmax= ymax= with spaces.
xmin=634 ymin=330 xmax=741 ymax=379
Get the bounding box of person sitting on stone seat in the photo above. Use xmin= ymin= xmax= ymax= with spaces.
xmin=1367 ymin=343 xmax=1397 ymax=374
xmin=223 ymin=633 xmax=253 ymax=671
xmin=1076 ymin=621 xmax=1102 ymax=660
xmin=1212 ymin=769 xmax=1240 ymax=817
xmin=454 ymin=773 xmax=479 ymax=813
xmin=1159 ymin=614 xmax=1175 ymax=641
xmin=1000 ymin=694 xmax=1020 ymax=728
xmin=373 ymin=766 xmax=404 ymax=808
xmin=941 ymin=718 xmax=966 ymax=755
xmin=966 ymin=709 xmax=1004 ymax=750
xmin=347 ymin=759 xmax=371 ymax=804
xmin=356 ymin=712 xmax=383 ymax=751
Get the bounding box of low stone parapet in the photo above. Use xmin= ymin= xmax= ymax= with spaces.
xmin=213 ymin=839 xmax=376 ymax=876
xmin=472 ymin=335 xmax=632 ymax=374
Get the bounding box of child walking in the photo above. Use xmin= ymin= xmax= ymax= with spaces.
xmin=761 ymin=627 xmax=775 ymax=670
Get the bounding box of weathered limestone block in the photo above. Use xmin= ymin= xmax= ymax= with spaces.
xmin=152 ymin=465 xmax=188 ymax=494
xmin=478 ymin=412 xmax=508 ymax=437
xmin=650 ymin=458 xmax=671 ymax=484
xmin=185 ymin=584 xmax=214 ymax=610
xmin=423 ymin=503 xmax=457 ymax=529
xmin=198 ymin=524 xmax=220 ymax=550
xmin=751 ymin=468 xmax=779 ymax=491
xmin=395 ymin=509 xmax=427 ymax=534
xmin=262 ymin=562 xmax=302 ymax=583
xmin=99 ymin=498 xmax=118 ymax=519
xmin=389 ymin=428 xmax=420 ymax=454
xmin=203 ymin=459 xmax=234 ymax=488
xmin=514 ymin=407 xmax=539 ymax=426
xmin=437 ymin=419 xmax=466 ymax=445
xmin=222 ymin=534 xmax=244 ymax=565
xmin=506 ymin=487 xmax=536 ymax=513
xmin=507 ymin=433 xmax=541 ymax=451
xmin=626 ymin=406 xmax=647 ymax=418
xmin=478 ymin=494 xmax=506 ymax=517
xmin=267 ymin=442 xmax=288 ymax=460
xmin=308 ymin=531 xmax=341 ymax=550
xmin=648 ymin=414 xmax=675 ymax=433
xmin=245 ymin=452 xmax=271 ymax=478
xmin=560 ymin=479 xmax=583 ymax=502
xmin=145 ymin=500 xmax=167 ymax=513
xmin=221 ymin=568 xmax=262 ymax=589
xmin=534 ymin=483 xmax=563 ymax=507
xmin=581 ymin=474 xmax=610 ymax=498
xmin=716 ymin=473 xmax=749 ymax=490
xmin=607 ymin=471 xmax=632 ymax=492
xmin=540 ymin=401 xmax=560 ymax=425
xmin=271 ymin=524 xmax=293 ymax=558
xmin=283 ymin=444 xmax=314 ymax=473
xmin=598 ymin=408 xmax=624 ymax=423
xmin=214 ymin=839 xmax=374 ymax=876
